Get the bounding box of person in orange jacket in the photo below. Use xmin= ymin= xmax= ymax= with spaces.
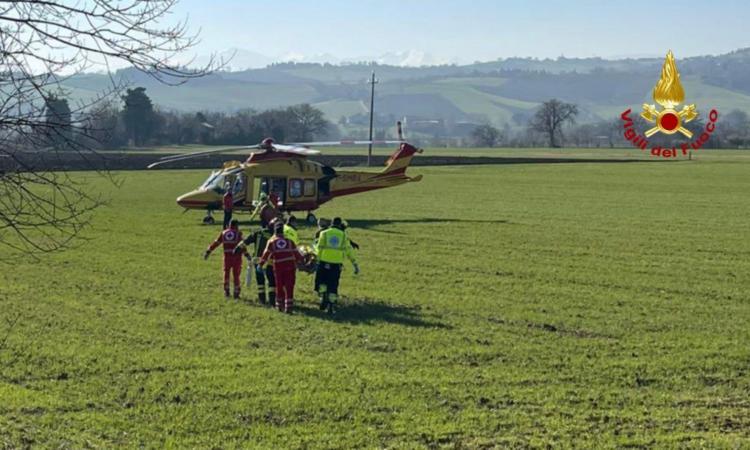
xmin=257 ymin=222 xmax=303 ymax=313
xmin=204 ymin=219 xmax=248 ymax=299
xmin=222 ymin=185 xmax=234 ymax=229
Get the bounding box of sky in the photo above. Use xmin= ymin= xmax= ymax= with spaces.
xmin=169 ymin=0 xmax=750 ymax=65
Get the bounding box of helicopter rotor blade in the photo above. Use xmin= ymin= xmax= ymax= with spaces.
xmin=147 ymin=132 xmax=409 ymax=169
xmin=147 ymin=145 xmax=259 ymax=169
xmin=288 ymin=139 xmax=405 ymax=147
xmin=270 ymin=139 xmax=405 ymax=156
xmin=271 ymin=144 xmax=322 ymax=155
xmin=289 ymin=122 xmax=406 ymax=148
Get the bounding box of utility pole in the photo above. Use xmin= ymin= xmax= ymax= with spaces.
xmin=367 ymin=71 xmax=378 ymax=166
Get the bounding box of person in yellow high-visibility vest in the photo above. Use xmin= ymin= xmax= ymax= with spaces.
xmin=314 ymin=216 xmax=358 ymax=315
xmin=283 ymin=216 xmax=299 ymax=246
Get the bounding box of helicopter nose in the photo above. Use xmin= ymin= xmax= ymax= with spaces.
xmin=176 ymin=189 xmax=217 ymax=209
xmin=176 ymin=193 xmax=192 ymax=208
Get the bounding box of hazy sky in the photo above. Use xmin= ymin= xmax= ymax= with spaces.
xmin=171 ymin=0 xmax=750 ymax=63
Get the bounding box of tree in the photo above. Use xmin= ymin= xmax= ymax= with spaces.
xmin=471 ymin=124 xmax=502 ymax=147
xmin=723 ymin=109 xmax=749 ymax=148
xmin=251 ymin=109 xmax=290 ymax=143
xmin=529 ymin=99 xmax=579 ymax=148
xmin=242 ymin=105 xmax=331 ymax=144
xmin=287 ymin=104 xmax=328 ymax=141
xmin=0 ymin=1 xmax=216 ymax=258
xmin=122 ymin=88 xmax=158 ymax=146
xmin=79 ymin=101 xmax=128 ymax=150
xmin=194 ymin=112 xmax=214 ymax=144
xmin=43 ymin=93 xmax=72 ymax=149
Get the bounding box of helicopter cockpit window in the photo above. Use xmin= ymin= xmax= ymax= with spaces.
xmin=200 ymin=171 xmax=225 ymax=192
xmin=289 ymin=179 xmax=303 ymax=198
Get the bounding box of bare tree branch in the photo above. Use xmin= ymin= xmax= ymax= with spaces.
xmin=529 ymin=99 xmax=579 ymax=148
xmin=0 ymin=0 xmax=222 ymax=260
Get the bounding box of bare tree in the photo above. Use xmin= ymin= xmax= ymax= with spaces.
xmin=529 ymin=99 xmax=579 ymax=148
xmin=470 ymin=123 xmax=502 ymax=147
xmin=288 ymin=103 xmax=328 ymax=142
xmin=0 ymin=1 xmax=218 ymax=259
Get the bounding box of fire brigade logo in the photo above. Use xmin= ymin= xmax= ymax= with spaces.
xmin=621 ymin=50 xmax=718 ymax=158
xmin=640 ymin=50 xmax=697 ymax=138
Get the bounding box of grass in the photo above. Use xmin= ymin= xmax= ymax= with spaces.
xmin=1 ymin=158 xmax=750 ymax=447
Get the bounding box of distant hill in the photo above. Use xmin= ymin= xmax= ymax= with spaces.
xmin=61 ymin=48 xmax=750 ymax=130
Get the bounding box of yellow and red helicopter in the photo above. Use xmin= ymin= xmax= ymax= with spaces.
xmin=148 ymin=124 xmax=423 ymax=224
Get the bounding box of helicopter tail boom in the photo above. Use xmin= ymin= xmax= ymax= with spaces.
xmin=328 ymin=143 xmax=422 ymax=199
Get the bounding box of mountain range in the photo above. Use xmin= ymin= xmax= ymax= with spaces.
xmin=61 ymin=48 xmax=750 ymax=130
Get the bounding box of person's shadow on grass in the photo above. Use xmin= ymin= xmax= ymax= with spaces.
xmin=295 ymin=298 xmax=450 ymax=328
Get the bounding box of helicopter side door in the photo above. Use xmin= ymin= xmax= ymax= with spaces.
xmin=258 ymin=176 xmax=287 ymax=206
xmin=317 ymin=166 xmax=336 ymax=198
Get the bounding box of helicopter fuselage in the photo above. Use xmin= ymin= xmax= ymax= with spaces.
xmin=175 ymin=143 xmax=422 ymax=215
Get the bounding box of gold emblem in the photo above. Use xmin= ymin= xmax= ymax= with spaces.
xmin=641 ymin=51 xmax=698 ymax=138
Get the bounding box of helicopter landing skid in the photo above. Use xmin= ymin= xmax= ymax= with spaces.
xmin=202 ymin=210 xmax=215 ymax=225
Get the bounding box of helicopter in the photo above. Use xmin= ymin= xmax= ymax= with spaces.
xmin=147 ymin=123 xmax=423 ymax=225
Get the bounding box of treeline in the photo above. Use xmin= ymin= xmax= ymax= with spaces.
xmin=43 ymin=88 xmax=750 ymax=151
xmin=45 ymin=87 xmax=336 ymax=150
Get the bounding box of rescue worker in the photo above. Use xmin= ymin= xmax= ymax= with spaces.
xmin=251 ymin=192 xmax=280 ymax=228
xmin=284 ymin=216 xmax=299 ymax=245
xmin=269 ymin=191 xmax=281 ymax=209
xmin=341 ymin=219 xmax=360 ymax=250
xmin=314 ymin=217 xmax=359 ymax=315
xmin=204 ymin=219 xmax=248 ymax=299
xmin=314 ymin=217 xmax=331 ymax=242
xmin=222 ymin=184 xmax=234 ymax=229
xmin=258 ymin=222 xmax=303 ymax=314
xmin=234 ymin=221 xmax=275 ymax=305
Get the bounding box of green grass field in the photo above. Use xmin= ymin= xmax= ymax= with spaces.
xmin=2 ymin=158 xmax=750 ymax=448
